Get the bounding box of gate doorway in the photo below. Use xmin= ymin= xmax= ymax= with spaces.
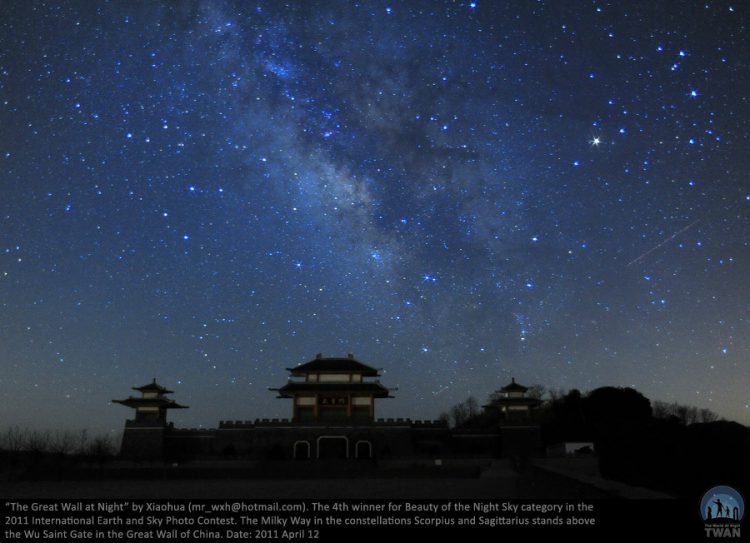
xmin=317 ymin=436 xmax=349 ymax=459
xmin=293 ymin=441 xmax=310 ymax=459
xmin=355 ymin=440 xmax=372 ymax=459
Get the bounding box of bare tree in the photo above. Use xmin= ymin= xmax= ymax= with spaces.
xmin=451 ymin=402 xmax=469 ymax=428
xmin=699 ymin=408 xmax=719 ymax=423
xmin=26 ymin=430 xmax=51 ymax=454
xmin=652 ymin=401 xmax=671 ymax=419
xmin=76 ymin=430 xmax=89 ymax=456
xmin=85 ymin=435 xmax=115 ymax=465
xmin=1 ymin=427 xmax=27 ymax=452
xmin=547 ymin=387 xmax=567 ymax=401
xmin=653 ymin=401 xmax=720 ymax=425
xmin=526 ymin=384 xmax=547 ymax=400
xmin=49 ymin=431 xmax=76 ymax=456
xmin=465 ymin=396 xmax=479 ymax=418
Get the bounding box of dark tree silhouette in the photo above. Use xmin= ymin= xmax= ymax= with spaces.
xmin=584 ymin=386 xmax=652 ymax=427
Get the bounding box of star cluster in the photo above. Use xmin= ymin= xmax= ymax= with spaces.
xmin=1 ymin=1 xmax=749 ymax=434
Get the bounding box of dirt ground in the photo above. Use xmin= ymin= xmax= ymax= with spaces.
xmin=1 ymin=465 xmax=613 ymax=499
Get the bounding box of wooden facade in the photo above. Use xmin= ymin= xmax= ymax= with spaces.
xmin=271 ymin=354 xmax=392 ymax=423
xmin=113 ymin=378 xmax=188 ymax=424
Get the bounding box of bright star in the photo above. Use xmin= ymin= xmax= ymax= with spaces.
xmin=590 ymin=136 xmax=601 ymax=146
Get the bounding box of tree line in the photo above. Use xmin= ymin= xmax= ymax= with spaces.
xmin=440 ymin=385 xmax=721 ymax=428
xmin=440 ymin=385 xmax=747 ymax=497
xmin=0 ymin=426 xmax=117 ymax=463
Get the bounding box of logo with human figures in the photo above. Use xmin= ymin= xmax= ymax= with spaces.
xmin=701 ymin=486 xmax=744 ymax=538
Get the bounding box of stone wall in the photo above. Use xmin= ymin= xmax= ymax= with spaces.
xmin=118 ymin=420 xmax=165 ymax=460
xmin=120 ymin=418 xmax=539 ymax=461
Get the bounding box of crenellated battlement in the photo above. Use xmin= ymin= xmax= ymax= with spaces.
xmin=215 ymin=418 xmax=448 ymax=429
xmin=115 ymin=368 xmax=537 ymax=462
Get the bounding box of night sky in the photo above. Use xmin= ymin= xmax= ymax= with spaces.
xmin=2 ymin=1 xmax=749 ymax=437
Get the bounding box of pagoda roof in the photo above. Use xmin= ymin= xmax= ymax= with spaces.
xmin=499 ymin=378 xmax=529 ymax=393
xmin=113 ymin=397 xmax=188 ymax=409
xmin=286 ymin=355 xmax=380 ymax=376
xmin=271 ymin=382 xmax=391 ymax=398
xmin=132 ymin=379 xmax=174 ymax=394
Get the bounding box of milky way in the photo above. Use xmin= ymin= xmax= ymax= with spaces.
xmin=1 ymin=1 xmax=749 ymax=435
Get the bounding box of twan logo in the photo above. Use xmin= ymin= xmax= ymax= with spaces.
xmin=700 ymin=485 xmax=744 ymax=538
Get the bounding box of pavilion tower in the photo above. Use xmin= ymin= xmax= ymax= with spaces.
xmin=484 ymin=378 xmax=542 ymax=420
xmin=271 ymin=354 xmax=392 ymax=423
xmin=113 ymin=379 xmax=187 ymax=459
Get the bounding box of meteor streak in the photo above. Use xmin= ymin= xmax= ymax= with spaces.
xmin=627 ymin=219 xmax=700 ymax=266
